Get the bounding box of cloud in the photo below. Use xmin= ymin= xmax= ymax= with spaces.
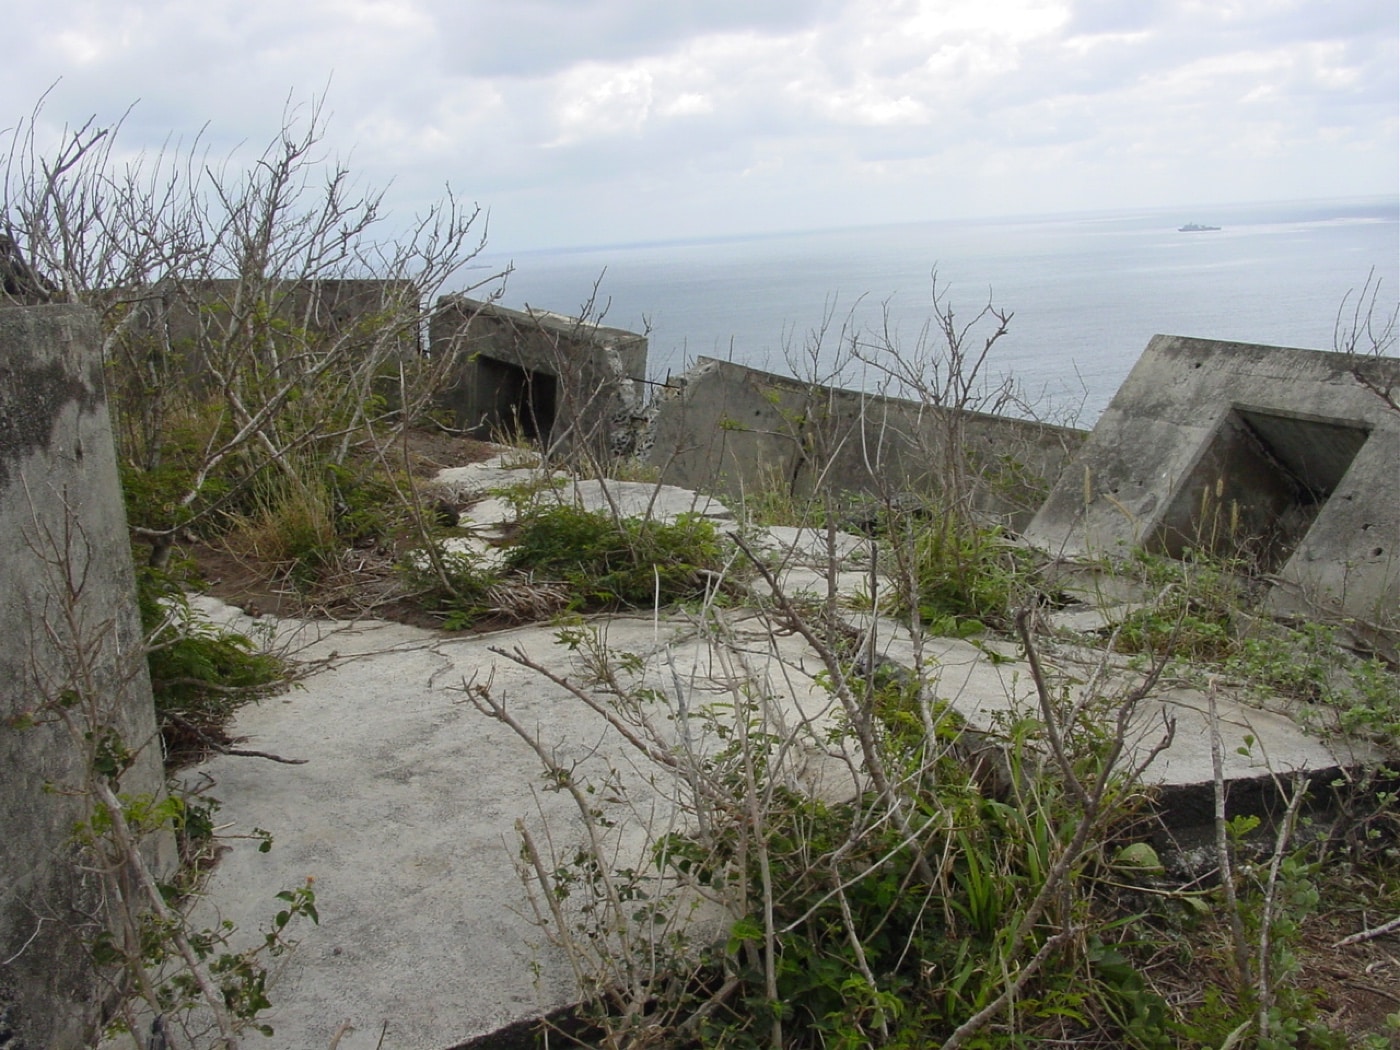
xmin=550 ymin=65 xmax=656 ymax=143
xmin=1 ymin=0 xmax=1394 ymax=248
xmin=1064 ymin=0 xmax=1165 ymax=35
xmin=435 ymin=0 xmax=837 ymax=77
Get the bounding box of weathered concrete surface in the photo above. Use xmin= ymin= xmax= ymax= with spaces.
xmin=184 ymin=463 xmax=1381 ymax=1050
xmin=432 ymin=297 xmax=647 ymax=460
xmin=0 ymin=305 xmax=169 ymax=1048
xmin=1026 ymin=336 xmax=1400 ymax=647
xmin=188 ymin=605 xmax=1374 ymax=1050
xmin=431 ymin=458 xmax=734 ymax=525
xmin=180 ymin=603 xmax=846 ymax=1050
xmin=645 ymin=357 xmax=1087 ymax=530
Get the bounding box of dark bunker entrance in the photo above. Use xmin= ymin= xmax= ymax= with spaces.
xmin=477 ymin=355 xmax=558 ymax=445
xmin=1151 ymin=407 xmax=1371 ymax=574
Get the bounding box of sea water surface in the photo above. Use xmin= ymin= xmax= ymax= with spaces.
xmin=472 ymin=196 xmax=1399 ymax=426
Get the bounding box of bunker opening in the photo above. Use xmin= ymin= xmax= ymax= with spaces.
xmin=1151 ymin=407 xmax=1370 ymax=573
xmin=474 ymin=355 xmax=558 ymax=445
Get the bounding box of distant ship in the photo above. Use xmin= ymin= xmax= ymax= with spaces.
xmin=1178 ymin=223 xmax=1221 ymax=232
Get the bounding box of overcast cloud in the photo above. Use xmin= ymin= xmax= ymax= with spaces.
xmin=4 ymin=0 xmax=1395 ymax=250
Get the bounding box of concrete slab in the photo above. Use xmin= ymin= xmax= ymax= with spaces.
xmin=748 ymin=526 xmax=872 ymax=565
xmin=739 ymin=524 xmax=876 ymax=600
xmin=431 ymin=455 xmax=563 ymax=497
xmin=438 ymin=462 xmax=734 ymax=526
xmin=1044 ymin=601 xmax=1153 ymax=635
xmin=178 ymin=509 xmax=1386 ymax=1049
xmin=404 ymin=535 xmax=511 ymax=573
xmin=180 ymin=600 xmax=850 ymax=1050
xmin=555 ymin=479 xmax=734 ymax=521
xmin=754 ymin=565 xmax=875 ymax=601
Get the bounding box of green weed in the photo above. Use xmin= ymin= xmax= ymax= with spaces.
xmin=1335 ymin=658 xmax=1400 ymax=745
xmin=137 ymin=568 xmax=286 ymax=764
xmin=1112 ymin=551 xmax=1399 ymax=751
xmin=507 ymin=504 xmax=725 ymax=610
xmin=401 ymin=544 xmax=503 ymax=627
xmin=1111 ymin=550 xmax=1244 ymax=663
xmin=886 ymin=516 xmax=1032 ymax=635
xmin=222 ymin=460 xmax=406 ymax=590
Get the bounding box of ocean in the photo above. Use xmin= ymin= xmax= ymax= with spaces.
xmin=472 ymin=196 xmax=1400 ymax=427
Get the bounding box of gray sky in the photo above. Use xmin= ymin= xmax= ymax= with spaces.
xmin=5 ymin=0 xmax=1397 ymax=251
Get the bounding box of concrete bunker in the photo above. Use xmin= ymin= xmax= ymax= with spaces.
xmin=430 ymin=297 xmax=647 ymax=459
xmin=1026 ymin=335 xmax=1400 ymax=646
xmin=644 ymin=356 xmax=1087 ymax=531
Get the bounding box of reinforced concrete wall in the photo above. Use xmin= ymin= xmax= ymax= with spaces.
xmin=1026 ymin=335 xmax=1400 ymax=643
xmin=125 ymin=278 xmax=421 ymax=390
xmin=431 ymin=297 xmax=647 ymax=460
xmin=0 ymin=306 xmax=170 ymax=1047
xmin=157 ymin=277 xmax=421 ymax=348
xmin=646 ymin=357 xmax=1087 ymax=529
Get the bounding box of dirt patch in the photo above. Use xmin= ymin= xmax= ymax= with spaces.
xmin=1297 ymin=889 xmax=1400 ymax=1045
xmin=391 ymin=427 xmax=502 ymax=479
xmin=178 ymin=428 xmax=503 ymax=626
xmin=187 ymin=544 xmax=295 ymax=619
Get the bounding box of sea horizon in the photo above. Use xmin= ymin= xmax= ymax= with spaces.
xmin=472 ymin=194 xmax=1400 ymax=427
xmin=498 ymin=192 xmax=1400 ymax=258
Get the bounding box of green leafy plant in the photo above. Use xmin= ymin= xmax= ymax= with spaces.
xmin=1337 ymin=658 xmax=1400 ymax=743
xmin=1108 ymin=550 xmax=1399 ymax=752
xmin=885 ymin=515 xmax=1031 ymax=635
xmin=221 ymin=458 xmax=407 ymax=591
xmin=93 ymin=869 xmax=318 ymax=1045
xmin=137 ymin=567 xmax=286 ymax=764
xmin=402 ymin=543 xmax=504 ymax=628
xmin=1111 ymin=550 xmax=1244 ymax=663
xmin=507 ymin=503 xmax=726 ymax=609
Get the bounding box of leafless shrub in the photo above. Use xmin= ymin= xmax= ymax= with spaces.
xmin=1335 ymin=267 xmax=1399 ymax=414
xmin=2 ymin=91 xmax=509 ymax=567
